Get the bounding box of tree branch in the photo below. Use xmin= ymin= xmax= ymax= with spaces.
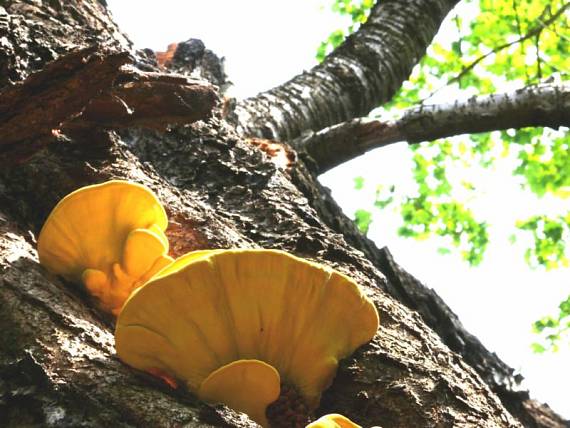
xmin=68 ymin=71 xmax=219 ymax=130
xmin=230 ymin=0 xmax=460 ymax=141
xmin=294 ymin=83 xmax=570 ymax=174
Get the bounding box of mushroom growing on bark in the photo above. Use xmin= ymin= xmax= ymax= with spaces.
xmin=306 ymin=414 xmax=361 ymax=428
xmin=37 ymin=180 xmax=173 ymax=315
xmin=115 ymin=249 xmax=379 ymax=426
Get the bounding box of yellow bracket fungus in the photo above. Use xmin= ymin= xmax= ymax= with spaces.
xmin=306 ymin=414 xmax=362 ymax=428
xmin=115 ymin=249 xmax=379 ymax=426
xmin=199 ymin=359 xmax=281 ymax=427
xmin=37 ymin=180 xmax=173 ymax=315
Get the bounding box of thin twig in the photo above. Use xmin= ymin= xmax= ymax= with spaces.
xmin=421 ymin=2 xmax=569 ymax=103
xmin=535 ymin=34 xmax=543 ymax=80
xmin=512 ymin=0 xmax=530 ymax=83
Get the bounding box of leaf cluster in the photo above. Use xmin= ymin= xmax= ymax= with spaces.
xmin=532 ymin=293 xmax=570 ymax=353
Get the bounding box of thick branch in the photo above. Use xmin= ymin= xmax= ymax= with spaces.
xmin=230 ymin=0 xmax=460 ymax=141
xmin=0 ymin=47 xmax=219 ymax=162
xmin=294 ymin=83 xmax=570 ymax=174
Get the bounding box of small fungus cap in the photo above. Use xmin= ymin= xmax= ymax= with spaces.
xmin=306 ymin=414 xmax=362 ymax=428
xmin=116 ymin=249 xmax=379 ymax=422
xmin=38 ymin=180 xmax=172 ymax=315
xmin=198 ymin=359 xmax=280 ymax=427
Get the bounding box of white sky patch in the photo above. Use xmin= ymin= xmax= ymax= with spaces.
xmin=106 ymin=0 xmax=570 ymax=417
xmin=107 ymin=0 xmax=347 ymax=99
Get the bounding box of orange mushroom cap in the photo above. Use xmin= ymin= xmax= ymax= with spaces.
xmin=306 ymin=414 xmax=362 ymax=428
xmin=199 ymin=359 xmax=280 ymax=427
xmin=37 ymin=180 xmax=173 ymax=315
xmin=115 ymin=249 xmax=379 ymax=425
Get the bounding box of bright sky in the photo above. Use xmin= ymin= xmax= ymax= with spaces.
xmin=107 ymin=0 xmax=569 ymax=418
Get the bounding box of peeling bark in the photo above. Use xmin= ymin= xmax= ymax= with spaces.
xmin=292 ymin=83 xmax=570 ymax=173
xmin=230 ymin=0 xmax=460 ymax=141
xmin=0 ymin=46 xmax=218 ymax=162
xmin=153 ymin=38 xmax=230 ymax=92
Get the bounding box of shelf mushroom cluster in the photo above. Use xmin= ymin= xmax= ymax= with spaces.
xmin=37 ymin=181 xmax=173 ymax=315
xmin=38 ymin=180 xmax=379 ymax=428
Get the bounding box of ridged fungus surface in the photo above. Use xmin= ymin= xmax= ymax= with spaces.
xmin=37 ymin=180 xmax=173 ymax=315
xmin=115 ymin=249 xmax=378 ymax=426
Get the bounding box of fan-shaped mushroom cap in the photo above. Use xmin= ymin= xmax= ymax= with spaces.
xmin=198 ymin=359 xmax=280 ymax=427
xmin=306 ymin=414 xmax=361 ymax=428
xmin=37 ymin=180 xmax=172 ymax=315
xmin=116 ymin=249 xmax=379 ymax=421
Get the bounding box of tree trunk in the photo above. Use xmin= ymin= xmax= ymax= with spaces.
xmin=0 ymin=1 xmax=567 ymax=427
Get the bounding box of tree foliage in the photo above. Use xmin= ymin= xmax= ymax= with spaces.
xmin=532 ymin=293 xmax=570 ymax=353
xmin=320 ymin=0 xmax=569 ymax=350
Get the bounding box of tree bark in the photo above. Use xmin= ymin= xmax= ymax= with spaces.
xmin=230 ymin=0 xmax=460 ymax=141
xmin=0 ymin=46 xmax=218 ymax=161
xmin=292 ymin=83 xmax=570 ymax=174
xmin=0 ymin=1 xmax=568 ymax=428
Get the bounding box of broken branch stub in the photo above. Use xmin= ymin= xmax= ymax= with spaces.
xmin=0 ymin=46 xmax=219 ymax=163
xmin=0 ymin=46 xmax=130 ymax=160
xmin=71 ymin=70 xmax=219 ymax=130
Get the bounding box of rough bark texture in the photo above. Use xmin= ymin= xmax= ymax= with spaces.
xmin=0 ymin=46 xmax=218 ymax=161
xmin=0 ymin=47 xmax=129 ymax=158
xmin=0 ymin=0 xmax=129 ymax=86
xmin=230 ymin=0 xmax=460 ymax=141
xmin=292 ymin=83 xmax=570 ymax=173
xmin=1 ymin=1 xmax=568 ymax=428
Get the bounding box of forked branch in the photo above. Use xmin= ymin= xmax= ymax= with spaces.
xmin=230 ymin=0 xmax=461 ymax=141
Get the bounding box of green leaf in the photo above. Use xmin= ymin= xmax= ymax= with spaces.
xmin=516 ymin=213 xmax=570 ymax=269
xmin=532 ymin=294 xmax=570 ymax=351
xmin=354 ymin=209 xmax=373 ymax=234
xmin=531 ymin=342 xmax=546 ymax=353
